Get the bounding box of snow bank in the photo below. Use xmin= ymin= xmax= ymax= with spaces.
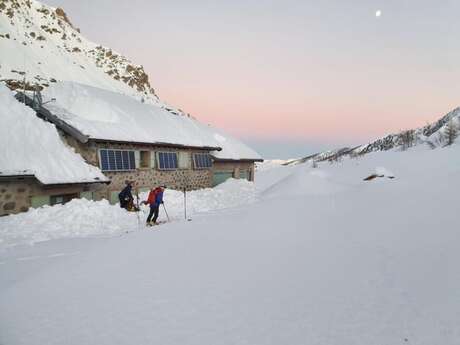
xmin=143 ymin=178 xmax=257 ymax=216
xmin=262 ymin=165 xmax=353 ymax=198
xmin=0 ymin=84 xmax=107 ymax=184
xmin=0 ymin=199 xmax=137 ymax=248
xmin=0 ymin=179 xmax=257 ymax=249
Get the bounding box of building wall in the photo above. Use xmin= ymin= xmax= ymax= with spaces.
xmin=212 ymin=161 xmax=255 ymax=181
xmin=61 ymin=135 xmax=214 ymax=201
xmin=0 ymin=179 xmax=32 ymax=215
xmin=0 ymin=177 xmax=103 ymax=216
xmin=61 ymin=134 xmax=256 ymax=203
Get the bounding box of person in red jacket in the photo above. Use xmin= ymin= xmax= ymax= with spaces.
xmin=142 ymin=186 xmax=164 ymax=226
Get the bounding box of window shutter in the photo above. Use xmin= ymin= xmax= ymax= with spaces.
xmin=150 ymin=151 xmax=156 ymax=168
xmin=134 ymin=151 xmax=140 ymax=168
xmin=178 ymin=152 xmax=190 ymax=169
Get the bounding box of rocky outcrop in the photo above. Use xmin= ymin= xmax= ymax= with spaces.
xmin=0 ymin=0 xmax=158 ymax=100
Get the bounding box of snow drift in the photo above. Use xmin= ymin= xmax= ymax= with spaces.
xmin=0 ymin=179 xmax=256 ymax=249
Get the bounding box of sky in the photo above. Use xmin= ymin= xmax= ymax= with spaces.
xmin=45 ymin=0 xmax=460 ymax=158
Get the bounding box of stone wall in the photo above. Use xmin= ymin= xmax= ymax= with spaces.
xmin=0 ymin=179 xmax=32 ymax=216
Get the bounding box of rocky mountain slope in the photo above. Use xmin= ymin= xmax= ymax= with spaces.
xmin=0 ymin=0 xmax=158 ymax=103
xmin=285 ymin=107 xmax=460 ymax=166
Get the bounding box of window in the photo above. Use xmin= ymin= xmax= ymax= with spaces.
xmin=100 ymin=149 xmax=136 ymax=171
xmin=239 ymin=170 xmax=249 ymax=180
xmin=193 ymin=153 xmax=212 ymax=169
xmin=140 ymin=151 xmax=151 ymax=168
xmin=50 ymin=193 xmax=78 ymax=206
xmin=157 ymin=152 xmax=178 ymax=170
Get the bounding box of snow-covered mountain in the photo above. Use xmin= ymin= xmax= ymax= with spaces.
xmin=0 ymin=0 xmax=158 ymax=103
xmin=286 ymin=107 xmax=460 ymax=166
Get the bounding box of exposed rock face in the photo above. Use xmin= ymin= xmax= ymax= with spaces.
xmin=0 ymin=0 xmax=158 ymax=101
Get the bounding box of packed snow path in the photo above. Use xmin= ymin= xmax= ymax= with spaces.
xmin=1 ymin=145 xmax=459 ymax=345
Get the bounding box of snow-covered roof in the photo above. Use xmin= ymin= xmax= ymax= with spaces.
xmin=0 ymin=84 xmax=108 ymax=185
xmin=209 ymin=130 xmax=262 ymax=161
xmin=42 ymin=82 xmax=222 ymax=149
xmin=41 ymin=82 xmax=262 ymax=161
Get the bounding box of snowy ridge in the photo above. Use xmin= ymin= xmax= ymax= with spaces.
xmin=286 ymin=107 xmax=460 ymax=166
xmin=0 ymin=84 xmax=108 ymax=184
xmin=354 ymin=107 xmax=460 ymax=155
xmin=0 ymin=0 xmax=158 ymax=103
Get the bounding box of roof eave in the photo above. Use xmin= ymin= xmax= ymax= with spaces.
xmin=0 ymin=173 xmax=110 ymax=186
xmin=89 ymin=138 xmax=222 ymax=151
xmin=39 ymin=179 xmax=111 ymax=187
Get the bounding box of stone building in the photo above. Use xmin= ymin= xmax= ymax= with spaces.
xmin=0 ymin=82 xmax=262 ymax=215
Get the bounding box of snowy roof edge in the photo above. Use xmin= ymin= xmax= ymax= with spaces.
xmin=210 ymin=155 xmax=264 ymax=162
xmin=89 ymin=138 xmax=222 ymax=151
xmin=0 ymin=171 xmax=110 ymax=185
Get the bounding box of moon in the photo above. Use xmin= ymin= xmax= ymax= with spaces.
xmin=375 ymin=10 xmax=382 ymax=17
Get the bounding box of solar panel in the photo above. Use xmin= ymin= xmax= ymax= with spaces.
xmin=157 ymin=152 xmax=178 ymax=170
xmin=100 ymin=150 xmax=109 ymax=171
xmin=128 ymin=151 xmax=136 ymax=169
xmin=193 ymin=153 xmax=212 ymax=169
xmin=122 ymin=151 xmax=129 ymax=170
xmin=115 ymin=151 xmax=123 ymax=170
xmin=108 ymin=150 xmax=116 ymax=170
xmin=99 ymin=149 xmax=136 ymax=171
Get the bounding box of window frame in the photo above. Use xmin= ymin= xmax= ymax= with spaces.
xmin=99 ymin=149 xmax=136 ymax=172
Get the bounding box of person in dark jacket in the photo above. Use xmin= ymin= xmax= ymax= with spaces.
xmin=143 ymin=186 xmax=164 ymax=226
xmin=118 ymin=180 xmax=134 ymax=210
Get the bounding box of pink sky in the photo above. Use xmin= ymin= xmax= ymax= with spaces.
xmin=46 ymin=0 xmax=460 ymax=155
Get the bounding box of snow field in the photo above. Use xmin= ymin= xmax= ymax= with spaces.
xmin=0 ymin=144 xmax=459 ymax=345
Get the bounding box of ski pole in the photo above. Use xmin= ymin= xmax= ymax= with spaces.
xmin=162 ymin=202 xmax=170 ymax=222
xmin=135 ymin=192 xmax=141 ymax=230
xmin=184 ymin=188 xmax=187 ymax=220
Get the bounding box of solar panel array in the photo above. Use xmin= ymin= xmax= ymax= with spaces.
xmin=100 ymin=149 xmax=136 ymax=171
xmin=157 ymin=152 xmax=178 ymax=170
xmin=193 ymin=153 xmax=213 ymax=169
